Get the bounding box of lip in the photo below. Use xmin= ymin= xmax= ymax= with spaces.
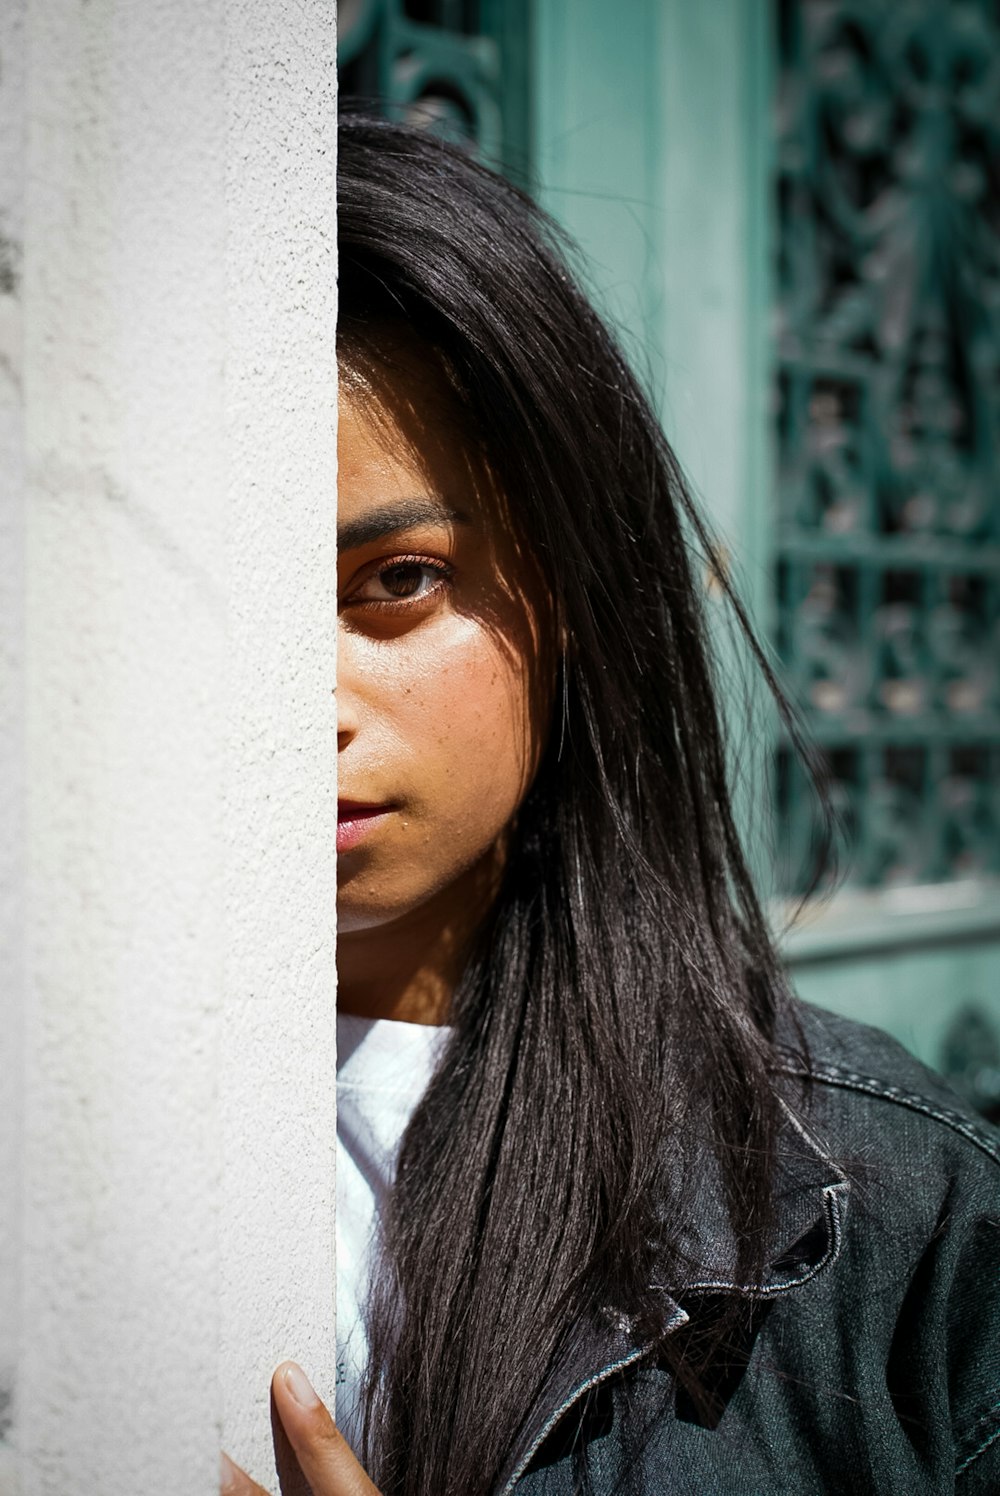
xmin=337 ymin=801 xmax=393 ymax=854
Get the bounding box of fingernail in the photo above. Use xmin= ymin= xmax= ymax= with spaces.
xmin=282 ymin=1362 xmax=320 ymax=1410
xmin=219 ymin=1451 xmax=239 ymax=1493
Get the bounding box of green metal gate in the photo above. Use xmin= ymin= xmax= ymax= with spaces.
xmin=773 ymin=0 xmax=1000 ymax=899
xmin=338 ymin=0 xmax=530 ymax=177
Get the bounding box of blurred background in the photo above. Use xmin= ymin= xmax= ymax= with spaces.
xmin=339 ymin=0 xmax=1000 ymax=1119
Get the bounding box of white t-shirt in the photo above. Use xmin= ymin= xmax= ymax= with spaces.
xmin=335 ymin=1013 xmax=450 ymax=1457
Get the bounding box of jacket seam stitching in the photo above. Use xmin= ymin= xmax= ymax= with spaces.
xmin=776 ymin=1064 xmax=1000 ymax=1167
xmin=956 ymin=1398 xmax=1000 ymax=1478
xmin=673 ymin=1180 xmax=849 ymax=1298
xmin=499 ymin=1338 xmax=661 ymax=1494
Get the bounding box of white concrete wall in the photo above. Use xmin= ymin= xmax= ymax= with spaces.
xmin=0 ymin=1 xmax=27 ymax=1486
xmin=2 ymin=2 xmax=338 ymax=1491
xmin=220 ymin=0 xmax=339 ymax=1481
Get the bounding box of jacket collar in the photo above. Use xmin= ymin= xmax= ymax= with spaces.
xmin=497 ymin=1100 xmax=850 ymax=1493
xmin=655 ymin=1098 xmax=851 ymax=1300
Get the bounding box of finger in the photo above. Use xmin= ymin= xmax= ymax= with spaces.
xmin=220 ymin=1449 xmax=272 ymax=1496
xmin=271 ymin=1362 xmax=381 ymax=1496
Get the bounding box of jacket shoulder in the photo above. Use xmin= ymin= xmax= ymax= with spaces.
xmin=775 ymin=998 xmax=1000 ymax=1172
xmin=773 ymin=1001 xmax=1000 ymax=1486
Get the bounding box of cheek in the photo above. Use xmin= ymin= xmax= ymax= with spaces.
xmin=395 ymin=625 xmax=536 ymax=828
xmin=338 ymin=612 xmax=547 ymax=931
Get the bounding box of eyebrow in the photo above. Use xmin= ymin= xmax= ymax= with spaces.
xmin=337 ymin=499 xmax=471 ymax=551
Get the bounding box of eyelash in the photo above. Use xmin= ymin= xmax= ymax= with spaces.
xmin=349 ymin=554 xmax=454 ymax=613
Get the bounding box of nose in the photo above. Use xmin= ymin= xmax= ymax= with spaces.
xmin=337 ymin=622 xmax=360 ymax=751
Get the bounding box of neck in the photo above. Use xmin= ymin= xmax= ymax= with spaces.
xmin=337 ymin=851 xmax=502 ymax=1025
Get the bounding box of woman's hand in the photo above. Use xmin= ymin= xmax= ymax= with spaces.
xmin=220 ymin=1362 xmax=382 ymax=1496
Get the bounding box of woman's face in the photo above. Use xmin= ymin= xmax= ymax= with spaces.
xmin=336 ymin=351 xmax=551 ymax=937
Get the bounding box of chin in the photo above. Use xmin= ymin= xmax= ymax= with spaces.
xmin=335 ymin=877 xmax=442 ymax=936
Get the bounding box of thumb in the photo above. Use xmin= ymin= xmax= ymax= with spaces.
xmin=271 ymin=1362 xmax=381 ymax=1496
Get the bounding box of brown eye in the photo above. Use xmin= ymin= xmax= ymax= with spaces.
xmin=353 ymin=558 xmax=453 ymax=609
xmin=380 ymin=563 xmax=428 ymax=598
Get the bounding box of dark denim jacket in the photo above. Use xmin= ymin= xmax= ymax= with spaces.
xmin=505 ymin=1002 xmax=1000 ymax=1494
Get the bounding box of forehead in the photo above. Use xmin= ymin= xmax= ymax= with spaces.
xmin=337 ymin=343 xmax=491 ymax=526
xmin=337 ymin=400 xmax=472 ymax=550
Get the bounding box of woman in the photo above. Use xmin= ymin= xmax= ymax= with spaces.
xmin=221 ymin=115 xmax=1000 ymax=1495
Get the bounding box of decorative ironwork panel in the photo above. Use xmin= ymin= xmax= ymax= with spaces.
xmin=338 ymin=0 xmax=531 ymax=176
xmin=773 ymin=0 xmax=1000 ymax=892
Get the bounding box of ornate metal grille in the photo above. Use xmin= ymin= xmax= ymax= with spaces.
xmin=338 ymin=0 xmax=531 ymax=175
xmin=773 ymin=0 xmax=1000 ymax=892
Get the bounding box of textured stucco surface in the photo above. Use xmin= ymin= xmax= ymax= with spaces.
xmin=0 ymin=2 xmax=26 ymax=1488
xmin=220 ymin=0 xmax=339 ymax=1483
xmin=7 ymin=1 xmax=338 ymax=1491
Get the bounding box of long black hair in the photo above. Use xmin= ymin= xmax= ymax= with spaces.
xmin=338 ymin=113 xmax=814 ymax=1496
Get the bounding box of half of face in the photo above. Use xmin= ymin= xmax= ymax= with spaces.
xmin=336 ymin=341 xmax=554 ymax=945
